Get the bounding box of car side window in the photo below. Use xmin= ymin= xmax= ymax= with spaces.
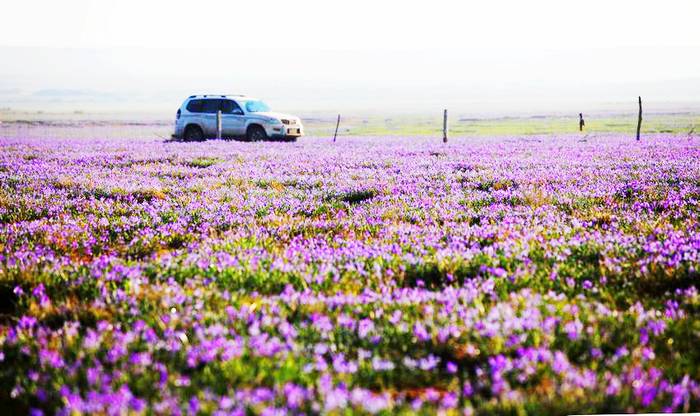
xmin=221 ymin=100 xmax=243 ymax=115
xmin=186 ymin=99 xmax=203 ymax=113
xmin=201 ymin=99 xmax=220 ymax=114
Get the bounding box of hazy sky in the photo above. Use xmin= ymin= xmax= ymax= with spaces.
xmin=2 ymin=0 xmax=699 ymax=115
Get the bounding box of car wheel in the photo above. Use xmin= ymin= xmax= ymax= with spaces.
xmin=247 ymin=125 xmax=267 ymax=142
xmin=184 ymin=125 xmax=204 ymax=142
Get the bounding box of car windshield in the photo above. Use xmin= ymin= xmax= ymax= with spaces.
xmin=244 ymin=100 xmax=271 ymax=113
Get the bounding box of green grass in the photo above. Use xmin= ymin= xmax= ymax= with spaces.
xmin=183 ymin=157 xmax=222 ymax=168
xmin=303 ymin=113 xmax=700 ymax=137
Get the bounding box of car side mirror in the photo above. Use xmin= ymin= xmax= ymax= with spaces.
xmin=232 ymin=109 xmax=243 ymax=115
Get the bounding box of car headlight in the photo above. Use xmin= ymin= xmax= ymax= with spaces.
xmin=265 ymin=118 xmax=282 ymax=125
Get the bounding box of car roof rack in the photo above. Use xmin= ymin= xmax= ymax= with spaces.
xmin=187 ymin=94 xmax=248 ymax=99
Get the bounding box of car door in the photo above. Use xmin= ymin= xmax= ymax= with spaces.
xmin=184 ymin=98 xmax=204 ymax=130
xmin=220 ymin=99 xmax=246 ymax=137
xmin=199 ymin=99 xmax=220 ymax=137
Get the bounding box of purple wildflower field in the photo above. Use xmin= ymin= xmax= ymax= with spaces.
xmin=1 ymin=131 xmax=699 ymax=414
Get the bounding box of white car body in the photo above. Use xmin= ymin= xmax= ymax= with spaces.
xmin=173 ymin=95 xmax=304 ymax=141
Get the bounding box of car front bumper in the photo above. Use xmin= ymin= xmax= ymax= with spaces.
xmin=266 ymin=123 xmax=304 ymax=139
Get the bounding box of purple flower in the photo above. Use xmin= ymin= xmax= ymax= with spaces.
xmin=189 ymin=396 xmax=200 ymax=413
xmin=324 ymin=387 xmax=348 ymax=411
xmin=31 ymin=284 xmax=50 ymax=307
xmin=564 ymin=319 xmax=583 ymax=340
xmin=130 ymin=397 xmax=146 ymax=412
xmin=18 ymin=315 xmax=37 ymax=329
xmin=413 ymin=323 xmax=430 ymax=341
xmin=357 ymin=319 xmax=374 ymax=338
xmin=283 ymin=383 xmax=306 ymax=409
xmin=446 ymin=361 xmax=458 ymax=374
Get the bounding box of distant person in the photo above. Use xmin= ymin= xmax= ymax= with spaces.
xmin=579 ymin=113 xmax=585 ymax=131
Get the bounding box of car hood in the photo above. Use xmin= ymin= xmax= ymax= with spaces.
xmin=248 ymin=112 xmax=300 ymax=122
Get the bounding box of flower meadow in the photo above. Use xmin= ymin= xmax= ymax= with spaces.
xmin=1 ymin=132 xmax=699 ymax=415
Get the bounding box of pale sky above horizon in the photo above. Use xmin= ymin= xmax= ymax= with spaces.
xmin=1 ymin=0 xmax=699 ymax=114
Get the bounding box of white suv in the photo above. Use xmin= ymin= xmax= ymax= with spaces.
xmin=173 ymin=95 xmax=304 ymax=142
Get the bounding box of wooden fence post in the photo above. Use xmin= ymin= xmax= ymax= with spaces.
xmin=636 ymin=96 xmax=642 ymax=141
xmin=216 ymin=110 xmax=222 ymax=140
xmin=443 ymin=109 xmax=448 ymax=143
xmin=333 ymin=114 xmax=341 ymax=142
